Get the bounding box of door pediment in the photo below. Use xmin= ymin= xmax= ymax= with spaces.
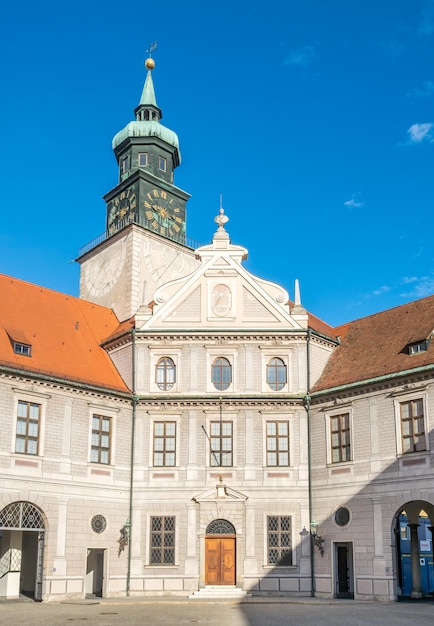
xmin=193 ymin=484 xmax=248 ymax=503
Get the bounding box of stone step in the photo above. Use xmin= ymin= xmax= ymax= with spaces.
xmin=189 ymin=586 xmax=251 ymax=599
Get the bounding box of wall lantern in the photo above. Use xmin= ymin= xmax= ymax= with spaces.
xmin=310 ymin=520 xmax=325 ymax=557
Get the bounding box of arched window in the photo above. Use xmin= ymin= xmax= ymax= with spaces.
xmin=156 ymin=357 xmax=176 ymax=390
xmin=211 ymin=357 xmax=231 ymax=390
xmin=267 ymin=357 xmax=287 ymax=391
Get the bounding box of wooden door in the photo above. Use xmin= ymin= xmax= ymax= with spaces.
xmin=205 ymin=537 xmax=235 ymax=585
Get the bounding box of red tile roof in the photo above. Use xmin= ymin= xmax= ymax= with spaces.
xmin=313 ymin=295 xmax=434 ymax=393
xmin=308 ymin=311 xmax=336 ymax=339
xmin=0 ymin=274 xmax=129 ymax=392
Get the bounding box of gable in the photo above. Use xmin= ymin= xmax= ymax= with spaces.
xmin=140 ymin=240 xmax=306 ymax=331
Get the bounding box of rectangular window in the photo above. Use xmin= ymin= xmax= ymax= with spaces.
xmin=210 ymin=421 xmax=233 ymax=467
xmin=91 ymin=415 xmax=111 ymax=464
xmin=330 ymin=413 xmax=351 ymax=463
xmin=121 ymin=155 xmax=130 ymax=174
xmin=138 ymin=152 xmax=148 ymax=167
xmin=409 ymin=340 xmax=428 ymax=355
xmin=15 ymin=400 xmax=40 ymax=455
xmin=150 ymin=516 xmax=175 ymax=565
xmin=13 ymin=342 xmax=31 ymax=356
xmin=158 ymin=155 xmax=167 ymax=172
xmin=153 ymin=422 xmax=176 ymax=466
xmin=267 ymin=516 xmax=292 ymax=566
xmin=400 ymin=399 xmax=426 ymax=453
xmin=266 ymin=421 xmax=289 ymax=466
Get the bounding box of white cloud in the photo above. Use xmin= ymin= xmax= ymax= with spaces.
xmin=399 ymin=274 xmax=434 ymax=299
xmin=406 ymin=80 xmax=434 ymax=98
xmin=418 ymin=0 xmax=434 ymax=36
xmin=344 ymin=194 xmax=365 ymax=209
xmin=367 ymin=275 xmax=434 ymax=301
xmin=284 ymin=45 xmax=316 ymax=68
xmin=344 ymin=199 xmax=364 ymax=208
xmin=407 ymin=122 xmax=434 ymax=143
xmin=373 ymin=285 xmax=392 ymax=296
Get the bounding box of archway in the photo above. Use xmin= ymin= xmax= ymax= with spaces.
xmin=394 ymin=500 xmax=434 ymax=599
xmin=0 ymin=501 xmax=46 ymax=601
xmin=205 ymin=519 xmax=236 ymax=585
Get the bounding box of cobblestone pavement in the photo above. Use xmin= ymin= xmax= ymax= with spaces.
xmin=1 ymin=598 xmax=434 ymax=626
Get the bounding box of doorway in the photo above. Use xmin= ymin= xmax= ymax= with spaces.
xmin=205 ymin=537 xmax=235 ymax=585
xmin=334 ymin=542 xmax=354 ymax=599
xmin=204 ymin=519 xmax=236 ymax=586
xmin=86 ymin=549 xmax=105 ymax=597
xmin=0 ymin=501 xmax=45 ymax=601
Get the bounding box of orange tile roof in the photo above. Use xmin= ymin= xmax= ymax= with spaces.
xmin=0 ymin=274 xmax=129 ymax=392
xmin=308 ymin=311 xmax=336 ymax=339
xmin=313 ymin=295 xmax=434 ymax=393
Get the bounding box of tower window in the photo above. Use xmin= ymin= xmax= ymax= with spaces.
xmin=158 ymin=156 xmax=167 ymax=172
xmin=139 ymin=152 xmax=148 ymax=167
xmin=120 ymin=155 xmax=130 ymax=175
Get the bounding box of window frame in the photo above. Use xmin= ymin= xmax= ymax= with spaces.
xmin=138 ymin=152 xmax=148 ymax=167
xmin=266 ymin=420 xmax=290 ymax=467
xmin=13 ymin=342 xmax=32 ymax=357
xmin=408 ymin=340 xmax=429 ymax=355
xmin=393 ymin=392 xmax=429 ymax=456
xmin=158 ymin=155 xmax=167 ymax=172
xmin=209 ymin=420 xmax=233 ymax=467
xmin=120 ymin=154 xmax=131 ymax=176
xmin=330 ymin=412 xmax=351 ymax=464
xmin=153 ymin=421 xmax=176 ymax=467
xmin=211 ymin=356 xmax=232 ymax=391
xmin=325 ymin=408 xmax=353 ymax=466
xmin=90 ymin=414 xmax=112 ymax=465
xmin=260 ymin=348 xmax=291 ymax=393
xmin=148 ymin=349 xmax=182 ymax=394
xmin=149 ymin=515 xmax=176 ymax=565
xmin=266 ymin=515 xmax=293 ymax=567
xmin=266 ymin=357 xmax=287 ymax=391
xmin=399 ymin=398 xmax=426 ymax=454
xmin=155 ymin=356 xmax=176 ymax=391
xmin=15 ymin=400 xmax=41 ymax=456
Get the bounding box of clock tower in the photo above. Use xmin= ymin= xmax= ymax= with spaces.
xmin=78 ymin=57 xmax=199 ymax=320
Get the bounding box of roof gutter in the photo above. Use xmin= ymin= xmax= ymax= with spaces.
xmin=304 ymin=328 xmax=315 ymax=597
xmin=126 ymin=328 xmax=137 ymax=597
xmin=312 ymin=363 xmax=434 ymax=398
xmin=0 ymin=365 xmax=131 ymax=399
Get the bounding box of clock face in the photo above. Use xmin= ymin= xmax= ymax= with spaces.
xmin=107 ymin=186 xmax=137 ymax=235
xmin=211 ymin=284 xmax=232 ymax=317
xmin=143 ymin=240 xmax=199 ymax=292
xmin=144 ymin=188 xmax=184 ymax=240
xmin=82 ymin=244 xmax=126 ymax=298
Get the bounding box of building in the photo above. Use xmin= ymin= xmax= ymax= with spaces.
xmin=310 ymin=298 xmax=434 ymax=600
xmin=0 ymin=58 xmax=433 ymax=602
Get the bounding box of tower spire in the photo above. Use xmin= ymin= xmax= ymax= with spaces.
xmin=134 ymin=51 xmax=162 ymax=122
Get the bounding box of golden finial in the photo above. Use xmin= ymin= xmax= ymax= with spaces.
xmin=145 ymin=41 xmax=157 ymax=70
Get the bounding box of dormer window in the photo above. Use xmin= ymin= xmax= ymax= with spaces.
xmin=158 ymin=156 xmax=167 ymax=172
xmin=408 ymin=340 xmax=429 ymax=355
xmin=14 ymin=342 xmax=31 ymax=357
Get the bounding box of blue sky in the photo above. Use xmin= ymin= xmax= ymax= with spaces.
xmin=1 ymin=0 xmax=433 ymax=326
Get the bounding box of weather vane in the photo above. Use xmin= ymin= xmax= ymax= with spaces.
xmin=146 ymin=41 xmax=157 ymax=56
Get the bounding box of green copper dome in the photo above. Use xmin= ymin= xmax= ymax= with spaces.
xmin=112 ymin=66 xmax=181 ymax=163
xmin=112 ymin=120 xmax=181 ymax=155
